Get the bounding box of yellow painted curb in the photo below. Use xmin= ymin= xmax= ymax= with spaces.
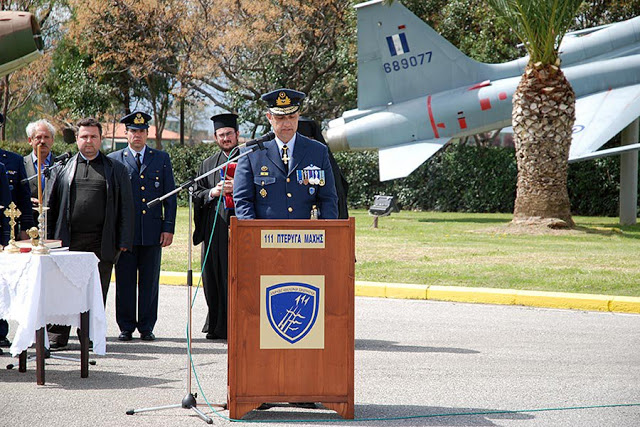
xmin=609 ymin=296 xmax=640 ymax=313
xmin=428 ymin=285 xmax=517 ymax=305
xmin=514 ymin=290 xmax=610 ymax=312
xmin=355 ymin=281 xmax=386 ymax=298
xmin=154 ymin=272 xmax=640 ymax=314
xmin=385 ymin=283 xmax=428 ymax=299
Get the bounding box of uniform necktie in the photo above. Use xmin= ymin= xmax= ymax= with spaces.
xmin=135 ymin=152 xmax=142 ymax=171
xmin=281 ymin=144 xmax=289 ymax=172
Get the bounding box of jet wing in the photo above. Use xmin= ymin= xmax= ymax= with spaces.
xmin=569 ymin=84 xmax=640 ymax=160
xmin=378 ymin=139 xmax=450 ymax=181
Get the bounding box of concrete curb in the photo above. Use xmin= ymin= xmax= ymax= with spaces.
xmin=153 ymin=272 xmax=640 ymax=314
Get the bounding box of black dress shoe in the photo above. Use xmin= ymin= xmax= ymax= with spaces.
xmin=118 ymin=331 xmax=133 ymax=341
xmin=256 ymin=403 xmax=274 ymax=410
xmin=0 ymin=337 xmax=11 ymax=347
xmin=290 ymin=402 xmax=317 ymax=409
xmin=140 ymin=331 xmax=155 ymax=341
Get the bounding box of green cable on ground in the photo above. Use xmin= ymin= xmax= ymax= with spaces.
xmin=194 ymin=402 xmax=640 ymax=423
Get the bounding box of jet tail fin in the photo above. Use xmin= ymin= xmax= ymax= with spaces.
xmin=356 ymin=0 xmax=487 ymax=109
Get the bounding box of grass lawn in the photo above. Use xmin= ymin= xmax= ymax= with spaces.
xmin=162 ymin=208 xmax=640 ymax=297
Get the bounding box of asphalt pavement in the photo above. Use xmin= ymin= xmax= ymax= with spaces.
xmin=1 ymin=284 xmax=639 ymax=426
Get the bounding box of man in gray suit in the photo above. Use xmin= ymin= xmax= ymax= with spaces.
xmin=23 ymin=119 xmax=58 ymax=226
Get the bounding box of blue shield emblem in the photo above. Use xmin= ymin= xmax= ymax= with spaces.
xmin=266 ymin=282 xmax=320 ymax=344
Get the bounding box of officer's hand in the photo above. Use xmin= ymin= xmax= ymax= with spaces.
xmin=31 ymin=197 xmax=40 ymax=207
xmin=160 ymin=232 xmax=173 ymax=247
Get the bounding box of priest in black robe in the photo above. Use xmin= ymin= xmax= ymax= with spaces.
xmin=193 ymin=113 xmax=240 ymax=340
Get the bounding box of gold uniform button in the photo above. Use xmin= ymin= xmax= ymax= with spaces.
xmin=142 ymin=198 xmax=146 ymax=202
xmin=288 ymin=207 xmax=293 ymax=212
xmin=142 ymin=210 xmax=146 ymax=214
xmin=286 ymin=178 xmax=290 ymax=183
xmin=141 ymin=186 xmax=145 ymax=190
xmin=140 ymin=175 xmax=144 ymax=179
xmin=287 ymin=193 xmax=292 ymax=198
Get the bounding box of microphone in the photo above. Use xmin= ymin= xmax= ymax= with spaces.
xmin=53 ymin=152 xmax=72 ymax=163
xmin=20 ymin=152 xmax=73 ymax=184
xmin=238 ymin=131 xmax=274 ymax=151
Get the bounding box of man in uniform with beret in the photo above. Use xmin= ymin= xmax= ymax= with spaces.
xmin=193 ymin=113 xmax=240 ymax=340
xmin=108 ymin=111 xmax=177 ymax=342
xmin=0 ymin=113 xmax=34 ymax=348
xmin=233 ymin=89 xmax=338 ymax=220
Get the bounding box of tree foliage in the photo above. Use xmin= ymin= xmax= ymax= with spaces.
xmin=486 ymin=0 xmax=584 ymax=64
xmin=66 ymin=0 xmax=357 ymax=134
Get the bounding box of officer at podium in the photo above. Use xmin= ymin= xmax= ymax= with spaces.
xmin=233 ymin=88 xmax=338 ymax=219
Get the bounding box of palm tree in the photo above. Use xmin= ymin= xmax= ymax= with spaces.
xmin=486 ymin=0 xmax=584 ymax=227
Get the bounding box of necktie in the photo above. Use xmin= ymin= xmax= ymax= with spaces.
xmin=135 ymin=152 xmax=142 ymax=171
xmin=281 ymin=144 xmax=289 ymax=172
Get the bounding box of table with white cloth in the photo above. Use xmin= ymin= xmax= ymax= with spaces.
xmin=0 ymin=250 xmax=107 ymax=384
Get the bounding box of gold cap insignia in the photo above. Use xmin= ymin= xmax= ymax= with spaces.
xmin=133 ymin=113 xmax=145 ymax=125
xmin=261 ymin=166 xmax=268 ymax=171
xmin=276 ymin=92 xmax=291 ymax=107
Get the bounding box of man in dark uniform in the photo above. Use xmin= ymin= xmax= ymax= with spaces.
xmin=233 ymin=88 xmax=338 ymax=220
xmin=23 ymin=119 xmax=57 ymax=225
xmin=108 ymin=111 xmax=177 ymax=342
xmin=0 ymin=113 xmax=34 ymax=348
xmin=47 ymin=118 xmax=135 ymax=348
xmin=193 ymin=113 xmax=239 ymax=340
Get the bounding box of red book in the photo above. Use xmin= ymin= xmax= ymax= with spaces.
xmin=220 ymin=162 xmax=237 ymax=209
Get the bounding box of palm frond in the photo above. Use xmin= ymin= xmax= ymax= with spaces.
xmin=487 ymin=0 xmax=584 ymax=64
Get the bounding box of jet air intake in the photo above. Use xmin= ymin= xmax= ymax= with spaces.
xmin=0 ymin=11 xmax=43 ymax=78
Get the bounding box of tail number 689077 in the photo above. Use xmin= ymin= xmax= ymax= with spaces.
xmin=383 ymin=51 xmax=432 ymax=73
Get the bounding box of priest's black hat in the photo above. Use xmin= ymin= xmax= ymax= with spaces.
xmin=210 ymin=113 xmax=238 ymax=131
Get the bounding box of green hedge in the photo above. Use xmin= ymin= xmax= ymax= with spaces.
xmin=335 ymin=143 xmax=625 ymax=217
xmin=1 ymin=139 xmax=627 ymax=215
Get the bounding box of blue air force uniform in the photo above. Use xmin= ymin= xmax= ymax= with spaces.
xmin=107 ymin=111 xmax=177 ymax=340
xmin=0 ymin=149 xmax=34 ymax=232
xmin=0 ymin=143 xmax=33 ymax=344
xmin=234 ymin=133 xmax=338 ymax=219
xmin=233 ymin=88 xmax=338 ymax=219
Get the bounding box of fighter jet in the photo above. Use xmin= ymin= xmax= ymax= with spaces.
xmin=326 ymin=0 xmax=640 ymax=181
xmin=0 ymin=11 xmax=43 ymax=78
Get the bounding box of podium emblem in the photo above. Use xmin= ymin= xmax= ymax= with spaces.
xmin=266 ymin=282 xmax=319 ymax=344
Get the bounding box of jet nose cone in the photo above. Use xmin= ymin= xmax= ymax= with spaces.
xmin=326 ymin=118 xmax=350 ymax=151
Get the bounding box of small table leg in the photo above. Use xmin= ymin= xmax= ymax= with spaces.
xmin=80 ymin=311 xmax=89 ymax=378
xmin=35 ymin=328 xmax=45 ymax=385
xmin=19 ymin=350 xmax=27 ymax=372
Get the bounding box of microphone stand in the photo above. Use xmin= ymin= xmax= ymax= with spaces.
xmin=126 ymin=144 xmax=263 ymax=423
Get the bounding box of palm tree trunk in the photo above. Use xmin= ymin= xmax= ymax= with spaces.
xmin=512 ymin=62 xmax=575 ymax=227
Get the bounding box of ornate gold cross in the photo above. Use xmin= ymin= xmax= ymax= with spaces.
xmin=3 ymin=202 xmax=21 ymax=253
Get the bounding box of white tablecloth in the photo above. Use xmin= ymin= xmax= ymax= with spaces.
xmin=0 ymin=251 xmax=107 ymax=357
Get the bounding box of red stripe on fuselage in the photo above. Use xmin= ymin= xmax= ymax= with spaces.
xmin=427 ymin=95 xmax=440 ymax=138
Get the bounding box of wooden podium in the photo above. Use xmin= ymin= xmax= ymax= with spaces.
xmin=228 ymin=217 xmax=355 ymax=419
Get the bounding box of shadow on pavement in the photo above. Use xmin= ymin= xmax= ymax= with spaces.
xmin=356 ymin=339 xmax=480 ymax=354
